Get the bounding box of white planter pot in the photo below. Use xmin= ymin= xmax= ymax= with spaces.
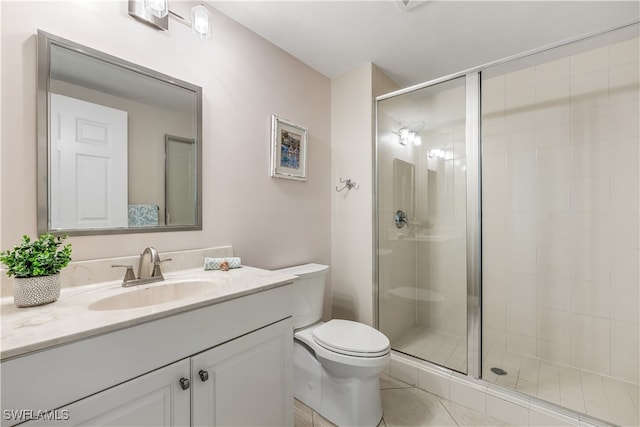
xmin=13 ymin=273 xmax=61 ymax=307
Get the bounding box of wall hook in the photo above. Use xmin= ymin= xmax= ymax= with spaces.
xmin=336 ymin=177 xmax=359 ymax=192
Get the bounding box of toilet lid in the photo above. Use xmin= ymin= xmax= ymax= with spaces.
xmin=312 ymin=319 xmax=390 ymax=357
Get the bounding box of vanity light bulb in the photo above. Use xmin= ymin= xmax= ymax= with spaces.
xmin=414 ymin=135 xmax=422 ymax=146
xmin=191 ymin=5 xmax=212 ymax=39
xmin=399 ymin=128 xmax=409 ymax=145
xmin=429 ymin=149 xmax=445 ymax=159
xmin=145 ymin=0 xmax=168 ymax=18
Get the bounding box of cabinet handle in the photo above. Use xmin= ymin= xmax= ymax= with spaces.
xmin=179 ymin=377 xmax=190 ymax=390
xmin=199 ymin=370 xmax=209 ymax=382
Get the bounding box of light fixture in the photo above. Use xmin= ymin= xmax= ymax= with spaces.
xmin=191 ymin=5 xmax=212 ymax=39
xmin=129 ymin=1 xmax=212 ymax=39
xmin=129 ymin=0 xmax=168 ymax=30
xmin=399 ymin=128 xmax=410 ymax=145
xmin=392 ymin=120 xmax=424 ymax=146
xmin=427 ymin=149 xmax=448 ymax=160
xmin=145 ymin=0 xmax=168 ymax=18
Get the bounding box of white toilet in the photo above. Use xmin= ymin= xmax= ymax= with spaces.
xmin=277 ymin=263 xmax=390 ymax=427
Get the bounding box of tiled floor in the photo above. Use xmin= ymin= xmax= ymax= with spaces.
xmin=294 ymin=373 xmax=509 ymax=427
xmin=392 ymin=326 xmax=640 ymax=426
xmin=393 ymin=326 xmax=467 ymax=372
xmin=483 ymin=346 xmax=639 ymax=427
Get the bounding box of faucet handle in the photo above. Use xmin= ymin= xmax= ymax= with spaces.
xmin=151 ymin=258 xmax=172 ymax=278
xmin=112 ymin=264 xmax=137 ymax=285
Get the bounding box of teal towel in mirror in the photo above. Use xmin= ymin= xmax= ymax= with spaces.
xmin=128 ymin=204 xmax=159 ymax=226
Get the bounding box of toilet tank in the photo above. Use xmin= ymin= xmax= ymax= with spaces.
xmin=276 ymin=263 xmax=329 ymax=329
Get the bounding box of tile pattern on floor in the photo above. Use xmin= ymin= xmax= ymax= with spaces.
xmin=393 ymin=326 xmax=640 ymax=426
xmin=483 ymin=346 xmax=639 ymax=426
xmin=393 ymin=325 xmax=467 ymax=373
xmin=294 ymin=374 xmax=509 ymax=427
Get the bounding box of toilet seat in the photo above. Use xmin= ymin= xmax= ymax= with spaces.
xmin=312 ymin=319 xmax=390 ymax=357
xmin=295 ymin=320 xmax=390 ymax=368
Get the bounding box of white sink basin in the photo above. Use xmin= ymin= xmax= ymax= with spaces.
xmin=89 ymin=280 xmax=216 ymax=311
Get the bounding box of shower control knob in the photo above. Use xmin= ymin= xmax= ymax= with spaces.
xmin=179 ymin=377 xmax=190 ymax=390
xmin=395 ymin=210 xmax=409 ymax=229
xmin=199 ymin=370 xmax=209 ymax=382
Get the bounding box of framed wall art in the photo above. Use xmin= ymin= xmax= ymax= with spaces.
xmin=270 ymin=115 xmax=307 ymax=181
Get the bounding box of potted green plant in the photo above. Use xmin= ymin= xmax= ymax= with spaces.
xmin=0 ymin=234 xmax=72 ymax=307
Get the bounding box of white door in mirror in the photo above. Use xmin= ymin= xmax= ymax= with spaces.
xmin=50 ymin=94 xmax=128 ymax=229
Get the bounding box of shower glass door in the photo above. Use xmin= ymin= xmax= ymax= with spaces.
xmin=376 ymin=77 xmax=469 ymax=373
xmin=376 ymin=22 xmax=638 ymax=426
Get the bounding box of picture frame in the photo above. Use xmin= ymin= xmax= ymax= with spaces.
xmin=270 ymin=115 xmax=307 ymax=181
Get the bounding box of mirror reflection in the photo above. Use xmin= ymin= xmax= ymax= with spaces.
xmin=37 ymin=30 xmax=202 ymax=235
xmin=165 ymin=135 xmax=197 ymax=226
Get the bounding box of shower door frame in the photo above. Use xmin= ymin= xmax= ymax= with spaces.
xmin=373 ymin=18 xmax=640 ymax=382
xmin=373 ymin=71 xmax=483 ymax=378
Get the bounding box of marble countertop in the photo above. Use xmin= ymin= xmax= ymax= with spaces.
xmin=0 ymin=266 xmax=296 ymax=361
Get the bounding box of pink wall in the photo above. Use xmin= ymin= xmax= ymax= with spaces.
xmin=0 ymin=2 xmax=331 ymax=274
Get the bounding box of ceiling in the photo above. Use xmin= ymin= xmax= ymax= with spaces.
xmin=209 ymin=1 xmax=639 ymax=88
xmin=51 ymin=44 xmax=195 ymax=113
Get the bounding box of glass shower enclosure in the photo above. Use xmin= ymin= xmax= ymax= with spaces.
xmin=376 ymin=76 xmax=474 ymax=374
xmin=375 ymin=22 xmax=639 ymax=426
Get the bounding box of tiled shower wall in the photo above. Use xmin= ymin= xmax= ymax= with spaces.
xmin=482 ymin=37 xmax=639 ymax=384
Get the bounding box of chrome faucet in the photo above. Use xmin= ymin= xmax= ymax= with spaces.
xmin=112 ymin=247 xmax=172 ymax=287
xmin=138 ymin=247 xmax=160 ymax=281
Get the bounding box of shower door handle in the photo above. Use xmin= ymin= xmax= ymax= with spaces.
xmin=395 ymin=210 xmax=408 ymax=229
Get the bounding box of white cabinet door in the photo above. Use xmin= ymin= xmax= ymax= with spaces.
xmin=191 ymin=319 xmax=293 ymax=427
xmin=23 ymin=359 xmax=190 ymax=427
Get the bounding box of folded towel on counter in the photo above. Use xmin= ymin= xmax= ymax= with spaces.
xmin=204 ymin=257 xmax=241 ymax=270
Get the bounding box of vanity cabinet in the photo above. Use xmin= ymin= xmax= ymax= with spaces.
xmin=1 ymin=284 xmax=293 ymax=427
xmin=192 ymin=319 xmax=291 ymax=426
xmin=24 ymin=359 xmax=191 ymax=427
xmin=21 ymin=319 xmax=291 ymax=427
